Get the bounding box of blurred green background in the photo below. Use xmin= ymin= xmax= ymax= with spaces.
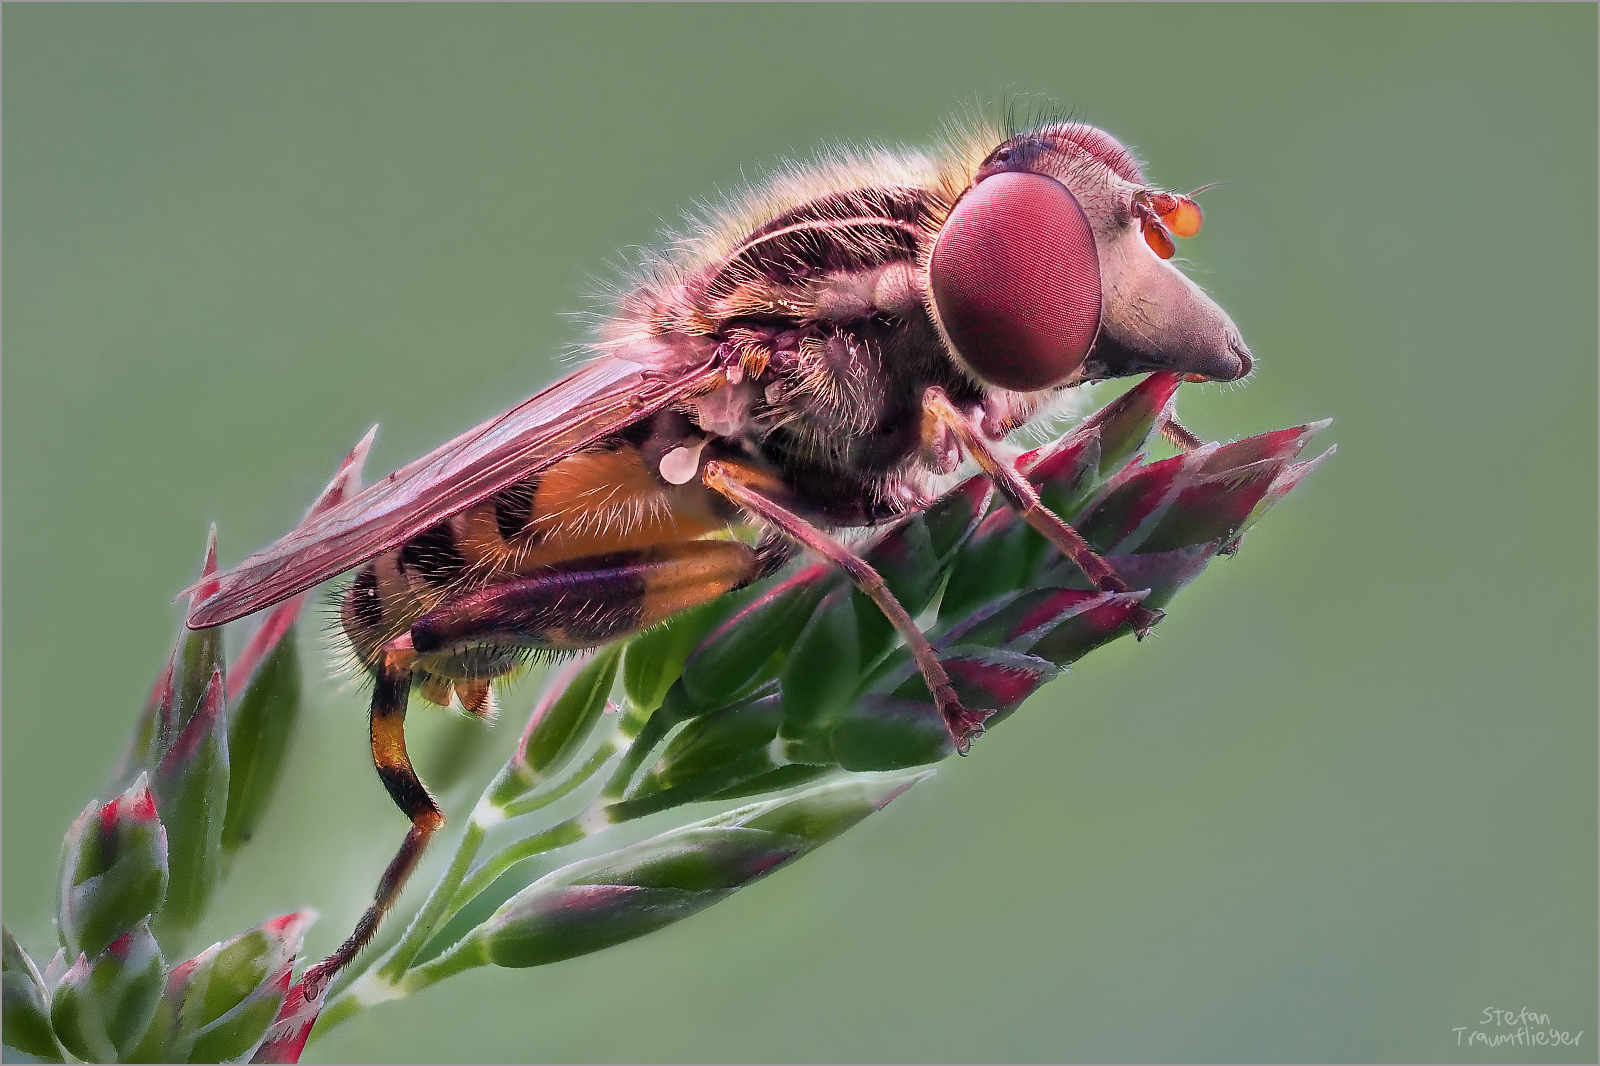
xmin=5 ymin=5 xmax=1595 ymax=1063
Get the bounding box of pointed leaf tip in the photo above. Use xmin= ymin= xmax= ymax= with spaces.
xmin=304 ymin=424 xmax=378 ymax=520
xmin=182 ymin=524 xmax=222 ymax=610
xmin=158 ymin=668 xmax=225 ymax=775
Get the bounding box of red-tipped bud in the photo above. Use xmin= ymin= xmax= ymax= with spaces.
xmin=149 ymin=666 xmax=230 ymax=942
xmin=58 ymin=774 xmax=169 ymax=960
xmin=476 ymin=774 xmax=926 ymax=968
xmin=49 ymin=920 xmax=165 ymax=1062
xmin=133 ymin=911 xmax=313 ymax=1063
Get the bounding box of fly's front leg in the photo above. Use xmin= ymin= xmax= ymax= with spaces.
xmin=702 ymin=460 xmax=992 ymax=754
xmin=302 ymin=646 xmax=442 ymax=999
xmin=924 ymin=388 xmax=1165 ymax=638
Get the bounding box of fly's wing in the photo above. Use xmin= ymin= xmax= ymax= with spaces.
xmin=186 ymin=353 xmax=721 ymax=628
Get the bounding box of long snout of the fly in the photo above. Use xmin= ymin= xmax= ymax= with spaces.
xmin=1088 ymin=232 xmax=1253 ymax=383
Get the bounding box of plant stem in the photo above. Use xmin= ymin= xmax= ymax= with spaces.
xmin=375 ymin=818 xmax=487 ymax=981
xmin=308 ymin=922 xmax=487 ymax=1041
xmin=399 ymin=934 xmax=492 ymax=992
xmin=439 ymin=813 xmax=596 ymax=929
xmin=501 ymin=740 xmax=618 ymax=820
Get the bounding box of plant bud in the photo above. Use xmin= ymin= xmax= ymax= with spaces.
xmin=476 ymin=771 xmax=927 ymax=968
xmin=222 ymin=607 xmax=303 ymax=861
xmin=681 ymin=566 xmax=831 ymax=709
xmin=622 ymin=695 xmax=787 ymax=814
xmin=115 ymin=528 xmax=226 ymax=791
xmin=940 ymin=587 xmax=1146 ymax=665
xmin=483 ymin=647 xmax=622 ymax=812
xmin=1070 ymin=369 xmax=1181 ymax=477
xmin=49 ymin=921 xmax=164 ymax=1062
xmin=130 ymin=911 xmax=311 ymax=1064
xmin=149 ymin=667 xmax=230 ymax=946
xmin=1019 ymin=430 xmax=1101 ymax=516
xmin=831 ymin=649 xmax=1058 ymax=771
xmin=622 ymin=594 xmax=747 ymax=717
xmin=520 ymin=645 xmax=621 ymax=781
xmin=3 ymin=927 xmax=65 ymax=1062
xmin=778 ymin=589 xmax=863 ymax=739
xmin=939 ymin=509 xmax=1051 ymax=623
xmin=58 ymin=774 xmax=169 ymax=960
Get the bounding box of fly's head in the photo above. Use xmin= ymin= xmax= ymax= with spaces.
xmin=927 ymin=121 xmax=1251 ymax=394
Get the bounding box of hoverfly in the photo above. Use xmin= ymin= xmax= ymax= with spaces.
xmin=183 ymin=114 xmax=1251 ymax=996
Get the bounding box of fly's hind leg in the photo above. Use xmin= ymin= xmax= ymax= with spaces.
xmin=702 ymin=461 xmax=992 ymax=754
xmin=301 ymin=650 xmax=442 ymax=999
xmin=303 ymin=540 xmax=766 ymax=999
xmin=409 ymin=540 xmax=767 ymax=655
xmin=924 ymin=388 xmax=1165 ymax=638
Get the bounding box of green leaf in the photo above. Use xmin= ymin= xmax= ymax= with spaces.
xmin=1081 ymin=371 xmax=1181 ymax=476
xmin=621 ymin=595 xmax=744 ymax=716
xmin=863 ymin=514 xmax=942 ymax=617
xmin=521 ymin=646 xmax=621 ymax=781
xmin=222 ymin=629 xmax=301 ymax=860
xmin=1027 ymin=432 xmax=1103 ymax=518
xmin=148 ymin=670 xmax=229 ymax=950
xmin=116 ymin=530 xmax=227 ymax=794
xmin=917 ymin=474 xmax=995 ymax=561
xmin=940 ymin=514 xmax=1047 ymax=624
xmin=623 ymin=695 xmax=786 ymax=812
xmin=829 ymin=695 xmax=954 ymax=772
xmin=778 ymin=589 xmax=862 ymax=740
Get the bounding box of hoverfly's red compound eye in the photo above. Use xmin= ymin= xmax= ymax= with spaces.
xmin=929 ymin=171 xmax=1101 ymax=393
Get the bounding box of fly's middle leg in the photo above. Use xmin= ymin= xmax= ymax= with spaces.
xmin=924 ymin=387 xmax=1165 ymax=638
xmin=702 ymin=460 xmax=993 ymax=754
